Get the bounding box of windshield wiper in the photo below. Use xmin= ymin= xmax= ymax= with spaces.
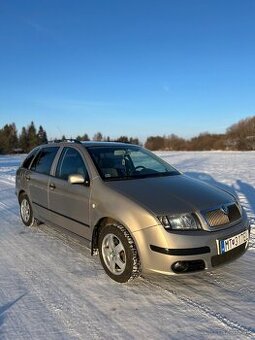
xmin=104 ymin=171 xmax=180 ymax=181
xmin=129 ymin=172 xmax=174 ymax=179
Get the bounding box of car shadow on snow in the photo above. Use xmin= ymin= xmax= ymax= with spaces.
xmin=183 ymin=172 xmax=255 ymax=254
xmin=184 ymin=171 xmax=237 ymax=195
xmin=0 ymin=293 xmax=26 ymax=330
xmin=184 ymin=171 xmax=255 ymax=223
xmin=235 ymin=179 xmax=255 ymax=224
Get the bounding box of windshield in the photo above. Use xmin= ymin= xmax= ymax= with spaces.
xmin=87 ymin=145 xmax=180 ymax=180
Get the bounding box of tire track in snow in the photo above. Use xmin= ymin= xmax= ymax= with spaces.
xmin=0 ymin=199 xmax=19 ymax=219
xmin=0 ymin=176 xmax=15 ymax=187
xmin=0 ymin=218 xmax=134 ymax=339
xmin=142 ymin=278 xmax=255 ymax=338
xmin=197 ymin=271 xmax=255 ymax=302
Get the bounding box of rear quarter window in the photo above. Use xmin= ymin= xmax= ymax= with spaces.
xmin=22 ymin=148 xmax=39 ymax=169
xmin=30 ymin=147 xmax=59 ymax=175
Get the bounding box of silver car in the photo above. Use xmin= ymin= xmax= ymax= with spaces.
xmin=16 ymin=140 xmax=250 ymax=283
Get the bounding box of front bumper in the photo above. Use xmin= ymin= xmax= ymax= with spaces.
xmin=132 ymin=218 xmax=250 ymax=275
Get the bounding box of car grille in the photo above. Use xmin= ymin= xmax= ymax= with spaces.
xmin=205 ymin=203 xmax=241 ymax=227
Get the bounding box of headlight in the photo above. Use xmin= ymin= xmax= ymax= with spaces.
xmin=158 ymin=213 xmax=201 ymax=230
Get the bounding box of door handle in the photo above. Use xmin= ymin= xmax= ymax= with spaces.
xmin=49 ymin=183 xmax=56 ymax=190
xmin=25 ymin=174 xmax=30 ymax=181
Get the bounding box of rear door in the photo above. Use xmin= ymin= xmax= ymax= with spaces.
xmin=27 ymin=146 xmax=59 ymax=222
xmin=48 ymin=147 xmax=91 ymax=240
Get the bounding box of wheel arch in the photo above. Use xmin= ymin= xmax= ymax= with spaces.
xmin=18 ymin=190 xmax=26 ymax=203
xmin=91 ymin=217 xmax=139 ymax=257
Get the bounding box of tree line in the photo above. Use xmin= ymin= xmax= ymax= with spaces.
xmin=0 ymin=116 xmax=254 ymax=154
xmin=145 ymin=116 xmax=255 ymax=151
xmin=0 ymin=122 xmax=47 ymax=154
xmin=0 ymin=122 xmax=140 ymax=154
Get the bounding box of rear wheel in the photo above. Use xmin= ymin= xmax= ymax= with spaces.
xmin=19 ymin=193 xmax=39 ymax=227
xmin=98 ymin=224 xmax=141 ymax=283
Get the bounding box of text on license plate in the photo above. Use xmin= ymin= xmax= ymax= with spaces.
xmin=218 ymin=229 xmax=249 ymax=254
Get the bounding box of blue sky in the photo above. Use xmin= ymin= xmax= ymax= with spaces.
xmin=0 ymin=0 xmax=255 ymax=141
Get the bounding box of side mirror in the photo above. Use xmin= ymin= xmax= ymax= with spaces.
xmin=68 ymin=174 xmax=86 ymax=185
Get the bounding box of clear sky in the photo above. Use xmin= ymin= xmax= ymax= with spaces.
xmin=0 ymin=0 xmax=255 ymax=141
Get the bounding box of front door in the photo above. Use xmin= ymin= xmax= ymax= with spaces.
xmin=48 ymin=147 xmax=91 ymax=240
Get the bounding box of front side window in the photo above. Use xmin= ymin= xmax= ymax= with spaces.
xmin=30 ymin=147 xmax=59 ymax=175
xmin=56 ymin=147 xmax=88 ymax=180
xmin=87 ymin=146 xmax=180 ymax=180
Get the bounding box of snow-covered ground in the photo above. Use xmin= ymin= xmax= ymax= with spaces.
xmin=0 ymin=152 xmax=254 ymax=339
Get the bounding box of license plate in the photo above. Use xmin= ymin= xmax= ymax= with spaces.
xmin=218 ymin=229 xmax=249 ymax=254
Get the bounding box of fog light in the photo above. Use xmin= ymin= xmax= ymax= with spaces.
xmin=172 ymin=261 xmax=189 ymax=273
xmin=171 ymin=260 xmax=205 ymax=273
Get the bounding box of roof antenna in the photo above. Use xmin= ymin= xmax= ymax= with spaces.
xmin=57 ymin=126 xmax=64 ymax=140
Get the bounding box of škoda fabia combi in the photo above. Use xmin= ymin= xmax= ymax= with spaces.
xmin=16 ymin=141 xmax=250 ymax=282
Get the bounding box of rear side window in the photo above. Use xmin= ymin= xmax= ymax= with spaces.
xmin=30 ymin=147 xmax=59 ymax=175
xmin=55 ymin=147 xmax=88 ymax=180
xmin=22 ymin=148 xmax=39 ymax=169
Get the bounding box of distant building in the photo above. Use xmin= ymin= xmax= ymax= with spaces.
xmin=12 ymin=148 xmax=24 ymax=154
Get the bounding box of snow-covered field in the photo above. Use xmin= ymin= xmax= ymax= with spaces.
xmin=0 ymin=152 xmax=254 ymax=339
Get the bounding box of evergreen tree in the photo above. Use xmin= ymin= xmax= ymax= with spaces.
xmin=0 ymin=127 xmax=5 ymax=154
xmin=19 ymin=127 xmax=29 ymax=152
xmin=93 ymin=132 xmax=103 ymax=141
xmin=81 ymin=133 xmax=90 ymax=141
xmin=9 ymin=123 xmax=18 ymax=151
xmin=76 ymin=134 xmax=90 ymax=141
xmin=103 ymin=136 xmax=111 ymax=142
xmin=0 ymin=123 xmax=18 ymax=153
xmin=37 ymin=125 xmax=48 ymax=144
xmin=129 ymin=137 xmax=140 ymax=145
xmin=116 ymin=136 xmax=129 ymax=143
xmin=27 ymin=121 xmax=38 ymax=151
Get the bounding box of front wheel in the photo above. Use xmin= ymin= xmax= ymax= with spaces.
xmin=19 ymin=193 xmax=39 ymax=227
xmin=98 ymin=224 xmax=141 ymax=283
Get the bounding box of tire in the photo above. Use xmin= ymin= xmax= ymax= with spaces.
xmin=19 ymin=193 xmax=39 ymax=227
xmin=98 ymin=224 xmax=141 ymax=283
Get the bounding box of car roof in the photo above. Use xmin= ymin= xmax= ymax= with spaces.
xmin=81 ymin=141 xmax=137 ymax=148
xmin=37 ymin=141 xmax=139 ymax=148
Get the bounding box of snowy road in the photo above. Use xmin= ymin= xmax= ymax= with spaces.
xmin=0 ymin=152 xmax=254 ymax=339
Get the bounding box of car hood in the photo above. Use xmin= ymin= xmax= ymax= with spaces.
xmin=106 ymin=174 xmax=234 ymax=215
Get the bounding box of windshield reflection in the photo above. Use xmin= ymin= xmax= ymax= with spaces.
xmin=87 ymin=146 xmax=180 ymax=181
